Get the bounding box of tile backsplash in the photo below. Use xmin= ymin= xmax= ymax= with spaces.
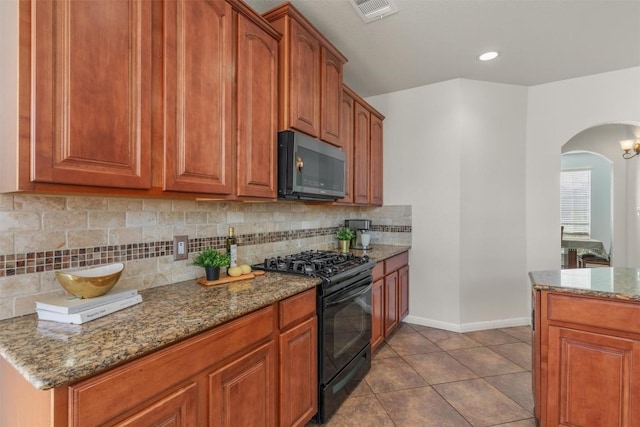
xmin=0 ymin=194 xmax=411 ymax=319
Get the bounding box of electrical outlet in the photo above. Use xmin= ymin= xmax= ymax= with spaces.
xmin=173 ymin=235 xmax=188 ymax=261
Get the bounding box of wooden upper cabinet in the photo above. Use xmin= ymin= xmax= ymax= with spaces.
xmin=353 ymin=101 xmax=370 ymax=205
xmin=162 ymin=0 xmax=232 ymax=194
xmin=235 ymin=12 xmax=279 ymax=199
xmin=287 ymin=19 xmax=320 ymax=137
xmin=30 ymin=0 xmax=152 ymax=189
xmin=263 ymin=3 xmax=347 ymax=140
xmin=369 ymin=112 xmax=384 ymax=205
xmin=338 ymin=89 xmax=355 ymax=204
xmin=345 ymin=86 xmax=385 ymax=206
xmin=320 ymin=47 xmax=343 ymax=146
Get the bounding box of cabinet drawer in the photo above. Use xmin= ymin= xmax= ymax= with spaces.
xmin=385 ymin=252 xmax=408 ymax=274
xmin=546 ymin=292 xmax=640 ymax=334
xmin=279 ymin=288 xmax=316 ymax=330
xmin=70 ymin=305 xmax=275 ymax=427
xmin=372 ymin=262 xmax=384 ymax=281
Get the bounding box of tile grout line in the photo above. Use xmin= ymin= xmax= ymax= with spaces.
xmin=365 ymin=323 xmax=535 ymax=427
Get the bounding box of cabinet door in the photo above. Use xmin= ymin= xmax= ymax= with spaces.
xmin=337 ymin=89 xmax=354 ymax=204
xmin=209 ymin=341 xmax=277 ymax=427
xmin=399 ymin=265 xmax=409 ymax=320
xmin=547 ymin=326 xmax=640 ymax=427
xmin=287 ymin=19 xmax=320 ymax=137
xmin=162 ymin=0 xmax=232 ymax=194
xmin=353 ymin=101 xmax=370 ymax=205
xmin=371 ymin=278 xmax=385 ymax=352
xmin=369 ymin=113 xmax=383 ymax=206
xmin=236 ymin=14 xmax=278 ymax=198
xmin=384 ymin=272 xmax=399 ymax=337
xmin=280 ymin=316 xmax=318 ymax=427
xmin=320 ymin=47 xmax=343 ymax=146
xmin=116 ymin=383 xmax=198 ymax=427
xmin=31 ymin=0 xmax=151 ymax=189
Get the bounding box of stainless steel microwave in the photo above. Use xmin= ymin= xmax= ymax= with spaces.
xmin=278 ymin=130 xmax=346 ymax=201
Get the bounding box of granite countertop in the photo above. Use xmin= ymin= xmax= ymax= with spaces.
xmin=0 ymin=273 xmax=320 ymax=390
xmin=529 ymin=267 xmax=640 ymax=302
xmin=0 ymin=245 xmax=410 ymax=391
xmin=350 ymin=244 xmax=410 ymax=261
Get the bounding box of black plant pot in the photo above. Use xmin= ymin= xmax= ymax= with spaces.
xmin=204 ymin=266 xmax=221 ymax=281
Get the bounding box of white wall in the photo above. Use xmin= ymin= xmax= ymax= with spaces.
xmin=369 ymin=66 xmax=640 ymax=332
xmin=367 ymin=80 xmax=463 ymax=326
xmin=367 ymin=79 xmax=529 ymax=331
xmin=458 ymin=80 xmax=528 ymax=325
xmin=526 ymin=67 xmax=640 ymax=273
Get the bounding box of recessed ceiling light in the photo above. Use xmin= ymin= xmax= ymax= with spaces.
xmin=478 ymin=51 xmax=499 ymax=61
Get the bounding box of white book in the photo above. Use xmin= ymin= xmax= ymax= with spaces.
xmin=37 ymin=294 xmax=143 ymax=324
xmin=35 ymin=289 xmax=139 ymax=314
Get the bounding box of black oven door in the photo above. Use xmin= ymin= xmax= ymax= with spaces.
xmin=320 ymin=275 xmax=372 ymax=384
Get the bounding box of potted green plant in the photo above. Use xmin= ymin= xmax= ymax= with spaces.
xmin=192 ymin=248 xmax=230 ymax=281
xmin=336 ymin=227 xmax=355 ymax=253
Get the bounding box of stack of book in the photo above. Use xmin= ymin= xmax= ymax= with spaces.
xmin=36 ymin=289 xmax=142 ymax=324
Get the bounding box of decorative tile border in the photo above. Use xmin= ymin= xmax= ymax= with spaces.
xmin=0 ymin=226 xmax=411 ymax=277
xmin=371 ymin=225 xmax=411 ymax=233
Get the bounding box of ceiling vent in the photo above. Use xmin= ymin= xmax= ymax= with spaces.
xmin=349 ymin=0 xmax=399 ymax=23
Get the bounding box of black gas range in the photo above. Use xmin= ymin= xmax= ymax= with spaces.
xmin=253 ymin=249 xmax=374 ymax=423
xmin=254 ymin=249 xmax=376 ymax=291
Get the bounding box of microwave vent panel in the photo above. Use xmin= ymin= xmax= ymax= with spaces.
xmin=349 ymin=0 xmax=399 ymax=23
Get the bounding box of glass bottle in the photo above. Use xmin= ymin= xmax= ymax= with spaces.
xmin=226 ymin=227 xmax=238 ymax=267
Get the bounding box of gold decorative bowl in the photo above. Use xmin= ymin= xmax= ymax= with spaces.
xmin=55 ymin=263 xmax=124 ymax=298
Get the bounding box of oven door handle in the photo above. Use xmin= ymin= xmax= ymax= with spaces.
xmin=325 ymin=283 xmax=372 ymax=307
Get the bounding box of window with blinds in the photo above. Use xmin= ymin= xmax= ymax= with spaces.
xmin=560 ymin=169 xmax=591 ymax=237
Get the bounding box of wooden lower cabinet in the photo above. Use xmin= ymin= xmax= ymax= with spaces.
xmin=371 ymin=277 xmax=385 ymax=352
xmin=371 ymin=252 xmax=409 ymax=352
xmin=117 ymin=382 xmax=198 ymax=427
xmin=209 ymin=341 xmax=277 ymax=426
xmin=279 ymin=288 xmax=318 ymax=427
xmin=279 ymin=317 xmax=318 ymax=427
xmin=384 ymin=272 xmax=399 ymax=336
xmin=535 ymin=290 xmax=640 ymax=427
xmin=399 ymin=265 xmax=409 ymax=320
xmin=0 ymin=290 xmax=318 ymax=427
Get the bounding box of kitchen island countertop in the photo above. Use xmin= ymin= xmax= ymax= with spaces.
xmin=0 ymin=245 xmax=410 ymax=391
xmin=529 ymin=267 xmax=640 ymax=301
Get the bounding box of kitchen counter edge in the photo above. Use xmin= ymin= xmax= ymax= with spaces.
xmin=529 ymin=267 xmax=640 ymax=302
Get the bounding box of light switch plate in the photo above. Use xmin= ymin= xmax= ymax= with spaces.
xmin=173 ymin=235 xmax=188 ymax=261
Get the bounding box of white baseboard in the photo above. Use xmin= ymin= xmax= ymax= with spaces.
xmin=404 ymin=314 xmax=531 ymax=333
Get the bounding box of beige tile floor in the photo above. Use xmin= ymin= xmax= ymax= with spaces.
xmin=314 ymin=322 xmax=536 ymax=427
